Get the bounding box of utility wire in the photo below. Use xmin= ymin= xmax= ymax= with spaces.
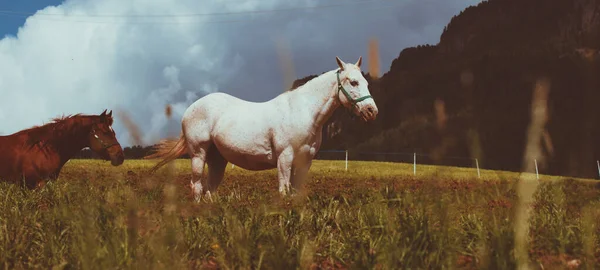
xmin=0 ymin=0 xmax=390 ymax=18
xmin=0 ymin=2 xmax=401 ymax=25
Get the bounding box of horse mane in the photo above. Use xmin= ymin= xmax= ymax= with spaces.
xmin=286 ymin=68 xmax=356 ymax=93
xmin=23 ymin=114 xmax=92 ymax=148
xmin=287 ymin=70 xmax=337 ymax=92
xmin=288 ymin=75 xmax=319 ymax=92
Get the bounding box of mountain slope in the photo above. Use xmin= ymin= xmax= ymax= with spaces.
xmin=293 ymin=0 xmax=600 ymax=178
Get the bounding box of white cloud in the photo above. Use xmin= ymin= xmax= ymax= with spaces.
xmin=0 ymin=0 xmax=482 ymax=145
xmin=0 ymin=0 xmax=248 ymax=145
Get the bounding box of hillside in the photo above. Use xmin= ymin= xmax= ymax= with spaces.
xmin=292 ymin=0 xmax=600 ymax=179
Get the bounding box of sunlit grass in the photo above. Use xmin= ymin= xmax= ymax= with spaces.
xmin=1 ymin=159 xmax=599 ymax=269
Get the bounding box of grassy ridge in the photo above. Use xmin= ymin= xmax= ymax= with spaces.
xmin=0 ymin=159 xmax=599 ymax=269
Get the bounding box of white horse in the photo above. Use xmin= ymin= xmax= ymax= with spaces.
xmin=145 ymin=56 xmax=378 ymax=200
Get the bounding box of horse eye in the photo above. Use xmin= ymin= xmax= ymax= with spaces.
xmin=350 ymin=80 xmax=359 ymax=87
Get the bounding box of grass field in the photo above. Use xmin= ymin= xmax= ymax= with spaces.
xmin=1 ymin=159 xmax=599 ymax=269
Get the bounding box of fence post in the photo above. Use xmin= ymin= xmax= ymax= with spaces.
xmin=413 ymin=153 xmax=416 ymax=176
xmin=345 ymin=150 xmax=348 ymax=171
xmin=476 ymin=158 xmax=481 ymax=179
xmin=534 ymin=159 xmax=539 ymax=180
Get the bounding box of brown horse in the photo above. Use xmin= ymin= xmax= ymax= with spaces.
xmin=0 ymin=110 xmax=124 ymax=189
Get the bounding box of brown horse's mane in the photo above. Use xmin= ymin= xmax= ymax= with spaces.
xmin=23 ymin=114 xmax=96 ymax=148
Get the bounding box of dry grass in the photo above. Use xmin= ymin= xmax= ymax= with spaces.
xmin=1 ymin=159 xmax=599 ymax=269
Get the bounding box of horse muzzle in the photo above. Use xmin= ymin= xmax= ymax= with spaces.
xmin=111 ymin=154 xmax=125 ymax=166
xmin=108 ymin=147 xmax=125 ymax=166
xmin=359 ymin=104 xmax=378 ymax=122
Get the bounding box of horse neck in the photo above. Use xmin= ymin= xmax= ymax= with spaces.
xmin=288 ymin=70 xmax=340 ymax=129
xmin=51 ymin=121 xmax=92 ymax=162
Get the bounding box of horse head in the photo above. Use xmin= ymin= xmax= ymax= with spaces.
xmin=334 ymin=56 xmax=378 ymax=122
xmin=88 ymin=109 xmax=124 ymax=166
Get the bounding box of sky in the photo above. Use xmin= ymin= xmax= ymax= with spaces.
xmin=0 ymin=0 xmax=482 ymax=147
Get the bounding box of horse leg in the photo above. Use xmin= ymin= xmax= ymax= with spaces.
xmin=291 ymin=159 xmax=312 ymax=194
xmin=190 ymin=151 xmax=208 ymax=202
xmin=206 ymin=146 xmax=227 ymax=197
xmin=23 ymin=175 xmax=41 ymax=190
xmin=184 ymin=118 xmax=214 ymax=202
xmin=24 ymin=178 xmax=38 ymax=189
xmin=277 ymin=148 xmax=294 ymax=195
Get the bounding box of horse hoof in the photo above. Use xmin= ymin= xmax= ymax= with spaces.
xmin=279 ymin=188 xmax=294 ymax=197
xmin=193 ymin=196 xmax=202 ymax=203
xmin=205 ymin=191 xmax=214 ymax=202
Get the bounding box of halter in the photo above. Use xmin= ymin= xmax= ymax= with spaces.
xmin=336 ymin=69 xmax=372 ymax=110
xmin=91 ymin=128 xmax=120 ymax=150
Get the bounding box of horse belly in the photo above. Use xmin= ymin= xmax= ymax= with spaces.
xmin=202 ymin=98 xmax=280 ymax=171
xmin=212 ymin=130 xmax=276 ymax=171
xmin=0 ymin=152 xmax=55 ymax=185
xmin=0 ymin=146 xmax=23 ymax=183
xmin=222 ymin=151 xmax=276 ymax=171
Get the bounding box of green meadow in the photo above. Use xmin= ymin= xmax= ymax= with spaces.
xmin=1 ymin=159 xmax=599 ymax=269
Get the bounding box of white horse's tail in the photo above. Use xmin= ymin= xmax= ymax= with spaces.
xmin=144 ymin=133 xmax=187 ymax=173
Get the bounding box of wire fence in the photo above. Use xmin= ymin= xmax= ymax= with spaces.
xmin=314 ymin=150 xmax=599 ymax=180
xmin=313 ymin=149 xmax=530 ymax=180
xmin=317 ymin=150 xmax=476 ymax=166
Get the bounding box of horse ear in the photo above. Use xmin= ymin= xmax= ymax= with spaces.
xmin=355 ymin=56 xmax=362 ymax=68
xmin=336 ymin=56 xmax=346 ymax=71
xmin=101 ymin=109 xmax=107 ymax=116
xmin=107 ymin=110 xmax=112 ymax=118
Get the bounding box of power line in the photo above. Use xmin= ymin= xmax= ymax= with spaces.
xmin=0 ymin=2 xmax=402 ymax=25
xmin=0 ymin=0 xmax=389 ymax=19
